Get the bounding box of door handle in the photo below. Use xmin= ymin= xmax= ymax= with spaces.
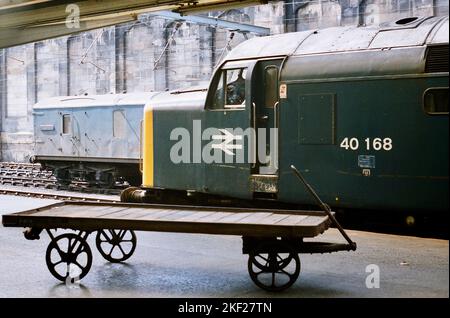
xmin=252 ymin=102 xmax=256 ymax=129
xmin=251 ymin=102 xmax=257 ymax=168
xmin=273 ymin=101 xmax=279 ymax=128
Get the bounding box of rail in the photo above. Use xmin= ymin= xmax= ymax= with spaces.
xmin=0 ymin=188 xmax=118 ymax=203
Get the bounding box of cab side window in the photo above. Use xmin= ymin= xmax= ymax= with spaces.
xmin=211 ymin=68 xmax=247 ymax=110
xmin=424 ymin=88 xmax=449 ymax=114
xmin=225 ymin=68 xmax=246 ymax=108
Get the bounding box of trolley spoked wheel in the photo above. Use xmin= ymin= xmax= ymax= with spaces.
xmin=248 ymin=240 xmax=300 ymax=292
xmin=96 ymin=229 xmax=137 ymax=263
xmin=45 ymin=232 xmax=92 ymax=282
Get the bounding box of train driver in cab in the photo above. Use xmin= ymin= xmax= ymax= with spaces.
xmin=213 ymin=68 xmax=247 ymax=109
xmin=226 ymin=68 xmax=246 ymax=106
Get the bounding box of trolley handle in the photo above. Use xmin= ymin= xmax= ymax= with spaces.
xmin=290 ymin=165 xmax=356 ymax=250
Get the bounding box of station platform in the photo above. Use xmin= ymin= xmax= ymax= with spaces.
xmin=0 ymin=195 xmax=448 ymax=297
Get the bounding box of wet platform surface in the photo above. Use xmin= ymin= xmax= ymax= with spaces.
xmin=0 ymin=195 xmax=448 ymax=298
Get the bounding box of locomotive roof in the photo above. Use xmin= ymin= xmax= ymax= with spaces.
xmin=34 ymin=92 xmax=161 ymax=109
xmin=224 ymin=16 xmax=449 ymax=61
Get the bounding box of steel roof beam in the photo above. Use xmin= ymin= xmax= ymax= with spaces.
xmin=0 ymin=14 xmax=136 ymax=49
xmin=148 ymin=10 xmax=270 ymax=35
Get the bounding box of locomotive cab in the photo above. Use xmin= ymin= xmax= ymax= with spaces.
xmin=138 ymin=57 xmax=286 ymax=202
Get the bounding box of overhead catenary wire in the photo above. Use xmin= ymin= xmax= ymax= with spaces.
xmin=153 ymin=21 xmax=183 ymax=70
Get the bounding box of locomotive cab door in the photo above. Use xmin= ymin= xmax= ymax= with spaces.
xmin=203 ymin=59 xmax=282 ymax=199
xmin=60 ymin=110 xmax=83 ymax=157
xmin=203 ymin=60 xmax=255 ymax=200
xmin=60 ymin=111 xmax=75 ymax=156
xmin=249 ymin=59 xmax=283 ymax=195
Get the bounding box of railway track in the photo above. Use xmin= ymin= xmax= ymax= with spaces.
xmin=0 ymin=188 xmax=118 ymax=203
xmin=0 ymin=162 xmax=125 ymax=195
xmin=0 ymin=162 xmax=55 ymax=186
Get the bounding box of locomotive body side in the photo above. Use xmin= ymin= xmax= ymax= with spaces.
xmin=278 ymin=56 xmax=449 ymax=211
xmin=276 ymin=17 xmax=449 ymax=212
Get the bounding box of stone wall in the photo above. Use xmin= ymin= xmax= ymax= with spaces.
xmin=0 ymin=0 xmax=447 ymax=162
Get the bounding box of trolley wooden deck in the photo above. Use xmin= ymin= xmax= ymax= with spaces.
xmin=2 ymin=201 xmax=333 ymax=237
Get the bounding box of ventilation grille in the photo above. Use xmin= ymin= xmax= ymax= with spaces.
xmin=425 ymin=45 xmax=449 ymax=73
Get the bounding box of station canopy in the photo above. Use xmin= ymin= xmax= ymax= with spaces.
xmin=0 ymin=0 xmax=267 ymax=48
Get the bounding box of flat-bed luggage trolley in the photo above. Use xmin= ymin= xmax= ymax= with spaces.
xmin=1 ymin=167 xmax=357 ymax=292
